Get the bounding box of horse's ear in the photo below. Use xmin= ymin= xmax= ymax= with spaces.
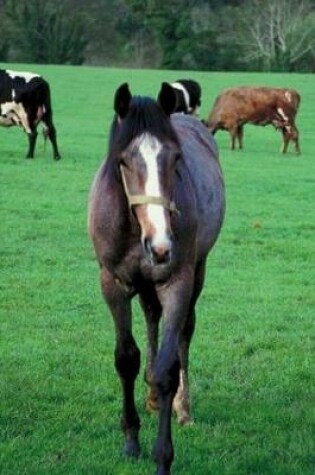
xmin=114 ymin=83 xmax=132 ymax=119
xmin=157 ymin=82 xmax=177 ymax=116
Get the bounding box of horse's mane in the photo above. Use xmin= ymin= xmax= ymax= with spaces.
xmin=108 ymin=96 xmax=179 ymax=157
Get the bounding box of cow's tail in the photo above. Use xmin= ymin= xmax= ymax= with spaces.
xmin=41 ymin=80 xmax=54 ymax=122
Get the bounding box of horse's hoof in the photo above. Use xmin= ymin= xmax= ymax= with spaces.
xmin=177 ymin=414 xmax=194 ymax=426
xmin=124 ymin=440 xmax=141 ymax=458
xmin=156 ymin=467 xmax=171 ymax=475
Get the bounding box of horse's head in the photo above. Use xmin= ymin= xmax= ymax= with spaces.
xmin=112 ymin=82 xmax=180 ymax=265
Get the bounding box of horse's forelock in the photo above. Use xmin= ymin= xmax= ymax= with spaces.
xmin=109 ymin=96 xmax=179 ymax=156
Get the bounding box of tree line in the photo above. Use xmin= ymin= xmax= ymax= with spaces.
xmin=0 ymin=0 xmax=314 ymax=72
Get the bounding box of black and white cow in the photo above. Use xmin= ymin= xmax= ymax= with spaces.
xmin=170 ymin=79 xmax=202 ymax=116
xmin=0 ymin=69 xmax=61 ymax=159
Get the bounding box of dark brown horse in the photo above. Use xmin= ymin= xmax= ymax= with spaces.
xmin=88 ymin=82 xmax=225 ymax=475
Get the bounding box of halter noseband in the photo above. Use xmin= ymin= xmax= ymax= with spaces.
xmin=120 ymin=165 xmax=180 ymax=215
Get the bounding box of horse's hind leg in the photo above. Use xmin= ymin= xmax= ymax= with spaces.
xmin=101 ymin=268 xmax=141 ymax=458
xmin=173 ymin=260 xmax=206 ymax=425
xmin=139 ymin=286 xmax=162 ymax=413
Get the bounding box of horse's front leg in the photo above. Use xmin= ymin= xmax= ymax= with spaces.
xmin=172 ymin=309 xmax=195 ymax=425
xmin=139 ymin=286 xmax=162 ymax=413
xmin=173 ymin=260 xmax=206 ymax=425
xmin=101 ymin=268 xmax=141 ymax=458
xmin=153 ymin=272 xmax=194 ymax=475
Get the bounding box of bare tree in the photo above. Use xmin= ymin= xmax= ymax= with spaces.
xmin=237 ymin=0 xmax=315 ymax=71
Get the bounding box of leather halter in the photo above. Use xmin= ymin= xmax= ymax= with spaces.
xmin=120 ymin=165 xmax=180 ymax=215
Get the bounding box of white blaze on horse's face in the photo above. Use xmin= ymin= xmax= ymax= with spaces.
xmin=138 ymin=133 xmax=172 ymax=262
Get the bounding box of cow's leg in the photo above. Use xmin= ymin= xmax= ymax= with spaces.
xmin=281 ymin=128 xmax=290 ymax=154
xmin=229 ymin=126 xmax=238 ymax=150
xmin=292 ymin=125 xmax=301 ymax=154
xmin=43 ymin=114 xmax=61 ymax=160
xmin=48 ymin=124 xmax=61 ymax=160
xmin=237 ymin=125 xmax=244 ymax=149
xmin=101 ymin=267 xmax=141 ymax=458
xmin=294 ymin=136 xmax=301 ymax=155
xmin=26 ymin=130 xmax=38 ymax=158
xmin=139 ymin=286 xmax=162 ymax=413
xmin=153 ymin=269 xmax=194 ymax=475
xmin=281 ymin=124 xmax=301 ymax=155
xmin=173 ymin=260 xmax=206 ymax=425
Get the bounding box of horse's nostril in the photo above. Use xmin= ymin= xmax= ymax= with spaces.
xmin=143 ymin=236 xmax=173 ymax=264
xmin=151 ymin=243 xmax=172 ymax=264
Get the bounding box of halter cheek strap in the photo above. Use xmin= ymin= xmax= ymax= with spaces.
xmin=120 ymin=165 xmax=180 ymax=215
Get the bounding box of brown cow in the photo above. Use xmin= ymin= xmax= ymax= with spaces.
xmin=204 ymin=86 xmax=301 ymax=154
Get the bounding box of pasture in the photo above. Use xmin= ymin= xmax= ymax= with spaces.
xmin=1 ymin=64 xmax=314 ymax=475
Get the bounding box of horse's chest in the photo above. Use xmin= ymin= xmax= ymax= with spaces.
xmin=103 ymin=239 xmax=141 ymax=281
xmin=103 ymin=240 xmax=173 ymax=292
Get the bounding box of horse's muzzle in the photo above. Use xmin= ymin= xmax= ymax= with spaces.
xmin=143 ymin=235 xmax=173 ymax=265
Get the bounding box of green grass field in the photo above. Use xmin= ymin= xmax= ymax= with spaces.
xmin=1 ymin=64 xmax=314 ymax=475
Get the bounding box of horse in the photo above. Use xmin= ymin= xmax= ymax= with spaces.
xmin=88 ymin=82 xmax=225 ymax=475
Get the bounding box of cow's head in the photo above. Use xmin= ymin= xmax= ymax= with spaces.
xmin=273 ymin=117 xmax=297 ymax=140
xmin=0 ymin=101 xmax=31 ymax=133
xmin=273 ymin=106 xmax=298 ymax=139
